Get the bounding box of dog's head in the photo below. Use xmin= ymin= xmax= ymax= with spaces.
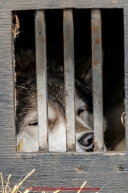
xmin=16 ymin=73 xmax=94 ymax=152
xmin=16 ymin=49 xmax=95 ymax=152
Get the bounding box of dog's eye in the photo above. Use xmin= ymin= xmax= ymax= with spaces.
xmin=48 ymin=120 xmax=56 ymax=130
xmin=29 ymin=121 xmax=38 ymax=126
xmin=77 ymin=107 xmax=85 ymax=115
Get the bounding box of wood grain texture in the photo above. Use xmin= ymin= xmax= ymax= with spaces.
xmin=63 ymin=9 xmax=75 ymax=152
xmin=0 ymin=153 xmax=127 ymax=193
xmin=35 ymin=10 xmax=48 ymax=152
xmin=91 ymin=10 xmax=104 ymax=152
xmin=0 ymin=11 xmax=16 ymax=154
xmin=1 ymin=0 xmax=128 ymax=10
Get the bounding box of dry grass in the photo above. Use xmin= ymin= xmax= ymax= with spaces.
xmin=0 ymin=169 xmax=98 ymax=193
xmin=0 ymin=169 xmax=61 ymax=193
xmin=0 ymin=169 xmax=35 ymax=193
xmin=12 ymin=12 xmax=20 ymax=39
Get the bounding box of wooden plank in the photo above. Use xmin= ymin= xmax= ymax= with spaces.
xmin=0 ymin=152 xmax=127 ymax=193
xmin=91 ymin=9 xmax=104 ymax=152
xmin=2 ymin=0 xmax=128 ymax=10
xmin=124 ymin=8 xmax=128 ymax=153
xmin=63 ymin=9 xmax=75 ymax=152
xmin=35 ymin=10 xmax=48 ymax=152
xmin=0 ymin=11 xmax=16 ymax=154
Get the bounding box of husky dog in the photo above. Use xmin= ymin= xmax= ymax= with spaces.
xmin=16 ymin=48 xmax=104 ymax=152
xmin=13 ymin=10 xmax=125 ymax=153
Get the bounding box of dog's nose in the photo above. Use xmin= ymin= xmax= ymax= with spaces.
xmin=78 ymin=133 xmax=94 ymax=152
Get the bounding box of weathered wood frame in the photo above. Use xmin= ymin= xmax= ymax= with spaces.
xmin=0 ymin=1 xmax=127 ymax=192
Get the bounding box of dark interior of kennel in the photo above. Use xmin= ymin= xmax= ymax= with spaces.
xmin=14 ymin=9 xmax=125 ymax=151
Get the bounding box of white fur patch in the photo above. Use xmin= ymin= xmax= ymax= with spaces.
xmin=48 ymin=117 xmax=66 ymax=152
xmin=17 ymin=125 xmax=38 ymax=152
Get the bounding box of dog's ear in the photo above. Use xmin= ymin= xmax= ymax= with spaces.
xmin=75 ymin=57 xmax=92 ymax=87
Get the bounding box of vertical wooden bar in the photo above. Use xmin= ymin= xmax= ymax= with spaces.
xmin=124 ymin=8 xmax=128 ymax=153
xmin=63 ymin=9 xmax=75 ymax=151
xmin=35 ymin=10 xmax=48 ymax=152
xmin=91 ymin=9 xmax=104 ymax=152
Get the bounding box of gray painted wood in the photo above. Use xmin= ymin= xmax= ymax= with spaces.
xmin=63 ymin=9 xmax=75 ymax=152
xmin=35 ymin=10 xmax=48 ymax=152
xmin=91 ymin=9 xmax=104 ymax=152
xmin=0 ymin=11 xmax=16 ymax=154
xmin=2 ymin=0 xmax=128 ymax=10
xmin=0 ymin=153 xmax=127 ymax=193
